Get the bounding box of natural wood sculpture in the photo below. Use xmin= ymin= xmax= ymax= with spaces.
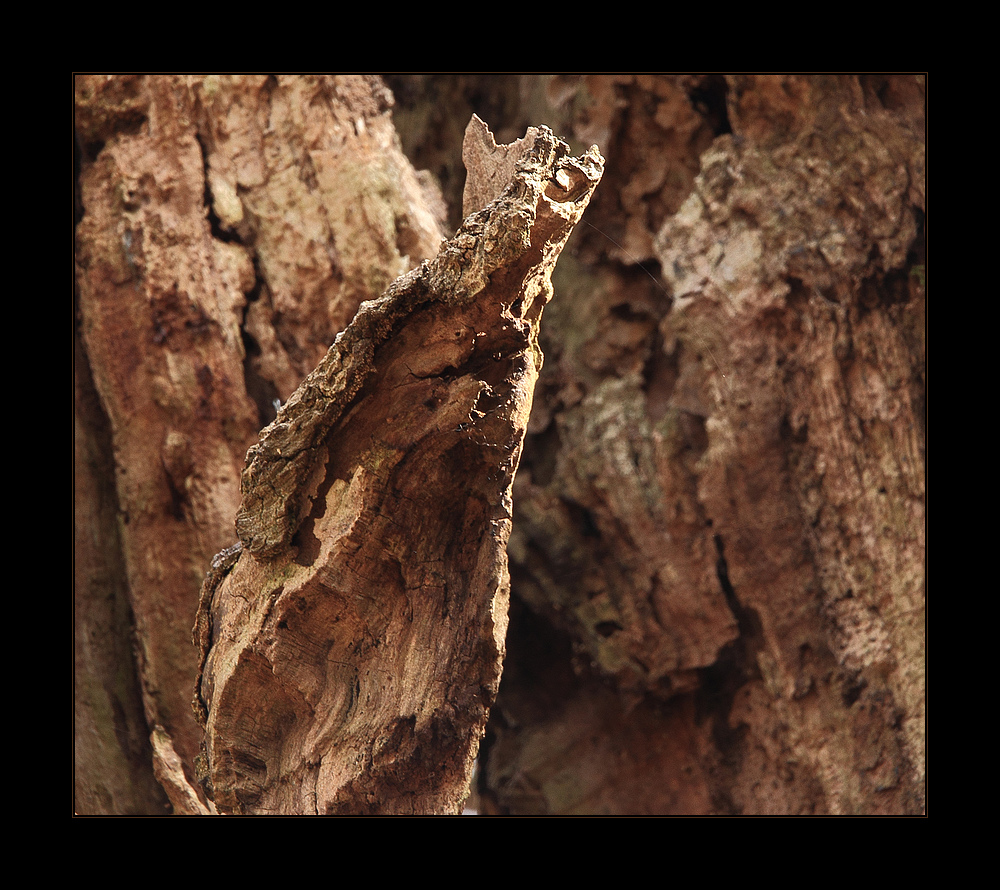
xmin=193 ymin=118 xmax=603 ymax=814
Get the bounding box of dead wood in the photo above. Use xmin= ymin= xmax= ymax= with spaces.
xmin=193 ymin=120 xmax=604 ymax=814
xmin=74 ymin=75 xmax=450 ymax=812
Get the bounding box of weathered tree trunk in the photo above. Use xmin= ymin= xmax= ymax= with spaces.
xmin=194 ymin=121 xmax=602 ymax=814
xmin=75 ymin=74 xmax=924 ymax=816
xmin=452 ymin=75 xmax=926 ymax=815
xmin=75 ymin=335 xmax=170 ymax=814
xmin=74 ymin=75 xmax=451 ymax=813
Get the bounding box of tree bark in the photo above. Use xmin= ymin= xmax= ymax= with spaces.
xmin=193 ymin=121 xmax=603 ymax=814
xmin=461 ymin=74 xmax=925 ymax=815
xmin=74 ymin=74 xmax=450 ymax=812
xmin=75 ymin=74 xmax=924 ymax=816
xmin=75 ymin=331 xmax=170 ymax=814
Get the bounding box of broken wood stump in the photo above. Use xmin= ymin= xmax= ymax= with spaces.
xmin=193 ymin=119 xmax=603 ymax=814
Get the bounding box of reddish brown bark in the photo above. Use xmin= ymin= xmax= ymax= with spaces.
xmin=396 ymin=75 xmax=924 ymax=813
xmin=75 ymin=76 xmax=260 ymax=793
xmin=74 ymin=74 xmax=449 ymax=812
xmin=76 ymin=75 xmax=924 ymax=816
xmin=474 ymin=74 xmax=925 ymax=815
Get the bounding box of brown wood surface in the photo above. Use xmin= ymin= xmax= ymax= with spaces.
xmin=194 ymin=121 xmax=603 ymax=814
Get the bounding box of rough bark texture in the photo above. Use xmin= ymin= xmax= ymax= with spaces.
xmin=75 ymin=333 xmax=170 ymax=814
xmin=384 ymin=74 xmax=924 ymax=815
xmin=649 ymin=77 xmax=925 ymax=813
xmin=74 ymin=76 xmax=260 ymax=806
xmin=76 ymin=74 xmax=924 ymax=816
xmin=438 ymin=74 xmax=924 ymax=816
xmin=74 ymin=75 xmax=450 ymax=813
xmin=194 ymin=122 xmax=603 ymax=815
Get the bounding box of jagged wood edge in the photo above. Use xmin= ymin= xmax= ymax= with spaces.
xmin=190 ymin=122 xmax=604 ymax=811
xmin=234 ymin=126 xmax=604 ymax=559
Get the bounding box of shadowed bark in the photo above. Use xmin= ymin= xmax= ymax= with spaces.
xmin=467 ymin=74 xmax=925 ymax=816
